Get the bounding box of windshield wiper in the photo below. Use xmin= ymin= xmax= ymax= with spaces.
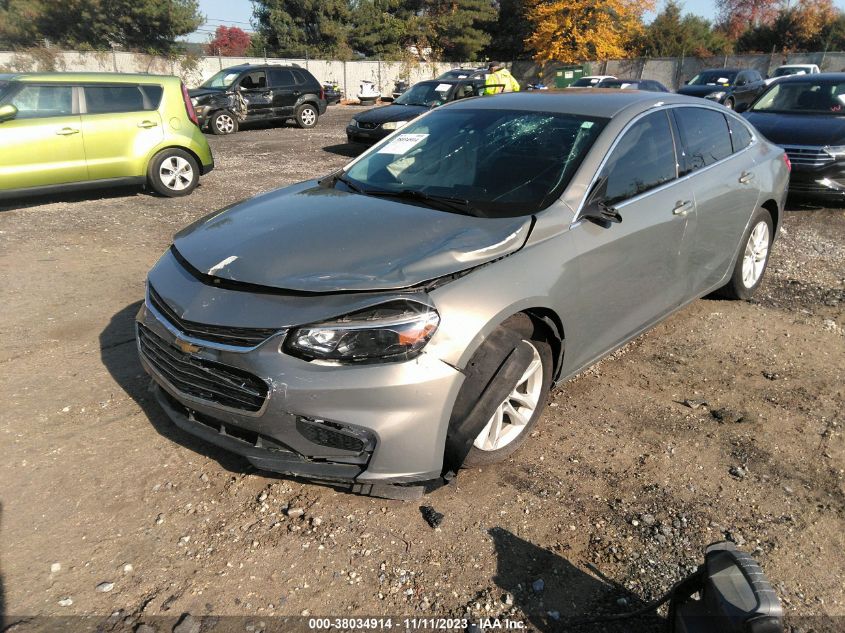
xmin=321 ymin=171 xmax=366 ymax=194
xmin=362 ymin=189 xmax=481 ymax=216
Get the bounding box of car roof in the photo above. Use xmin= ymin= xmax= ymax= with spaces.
xmin=602 ymin=78 xmax=644 ymax=83
xmin=698 ymin=68 xmax=742 ymax=73
xmin=220 ymin=63 xmax=303 ymax=71
xmin=774 ymin=72 xmax=845 ymax=82
xmin=446 ymin=90 xmax=701 ymax=118
xmin=777 ymin=64 xmax=817 ymax=68
xmin=418 ymin=78 xmax=477 ymax=85
xmin=2 ymin=72 xmax=180 ymax=84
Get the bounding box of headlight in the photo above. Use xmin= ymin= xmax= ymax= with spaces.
xmin=284 ymin=300 xmax=440 ymax=363
xmin=382 ymin=120 xmax=409 ymax=130
xmin=350 ymin=119 xmax=360 ymax=128
xmin=823 ymin=145 xmax=845 ymax=159
xmin=705 ymin=91 xmax=726 ymax=100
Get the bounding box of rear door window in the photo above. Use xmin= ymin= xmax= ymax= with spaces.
xmin=6 ymin=84 xmax=73 ymax=118
xmin=601 ymin=110 xmax=677 ymax=205
xmin=269 ymin=69 xmax=295 ymax=88
xmin=83 ymin=85 xmax=162 ymax=113
xmin=673 ymin=107 xmax=733 ymax=175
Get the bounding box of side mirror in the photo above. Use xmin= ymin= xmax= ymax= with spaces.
xmin=684 ymin=79 xmax=690 ymax=85
xmin=735 ymin=102 xmax=750 ymax=113
xmin=581 ymin=176 xmax=622 ymax=228
xmin=669 ymin=542 xmax=783 ymax=633
xmin=735 ymin=79 xmax=747 ymax=87
xmin=0 ymin=103 xmax=18 ymax=123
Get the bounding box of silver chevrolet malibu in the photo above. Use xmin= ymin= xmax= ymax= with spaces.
xmin=137 ymin=90 xmax=790 ymax=499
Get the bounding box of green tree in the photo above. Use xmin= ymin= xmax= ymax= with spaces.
xmin=736 ymin=0 xmax=844 ymax=52
xmin=487 ymin=0 xmax=533 ymax=61
xmin=639 ymin=0 xmax=731 ymax=56
xmin=349 ymin=0 xmax=419 ymax=59
xmin=253 ymin=0 xmax=352 ymax=59
xmin=0 ymin=0 xmax=202 ymax=53
xmin=423 ymin=0 xmax=497 ymax=61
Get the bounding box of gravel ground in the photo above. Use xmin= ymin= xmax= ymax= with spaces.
xmin=0 ymin=106 xmax=843 ymax=633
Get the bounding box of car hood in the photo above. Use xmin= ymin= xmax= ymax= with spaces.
xmin=189 ymin=87 xmax=227 ymax=99
xmin=743 ymin=112 xmax=845 ymax=146
xmin=677 ymin=84 xmax=730 ymax=97
xmin=172 ymin=181 xmax=533 ymax=293
xmin=354 ymin=104 xmax=429 ymax=124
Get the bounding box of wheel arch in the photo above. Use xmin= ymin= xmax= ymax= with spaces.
xmin=760 ymin=198 xmax=780 ymax=233
xmin=147 ymin=145 xmax=208 ymax=176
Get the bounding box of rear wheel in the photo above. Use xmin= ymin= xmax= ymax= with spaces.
xmin=295 ymin=103 xmax=319 ymax=129
xmin=210 ymin=110 xmax=238 ymax=135
xmin=147 ymin=149 xmax=199 ymax=197
xmin=717 ymin=207 xmax=773 ymax=300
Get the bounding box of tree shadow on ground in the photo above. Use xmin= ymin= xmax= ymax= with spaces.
xmin=322 ymin=143 xmax=367 ymax=158
xmin=488 ymin=527 xmax=664 ymax=632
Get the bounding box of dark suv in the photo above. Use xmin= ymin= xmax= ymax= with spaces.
xmin=189 ymin=64 xmax=327 ymax=135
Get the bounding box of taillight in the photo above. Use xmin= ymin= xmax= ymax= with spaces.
xmin=782 ymin=152 xmax=791 ymax=172
xmin=320 ymin=85 xmax=325 ymax=101
xmin=181 ymin=82 xmax=199 ymax=127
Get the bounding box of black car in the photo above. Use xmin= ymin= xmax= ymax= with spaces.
xmin=437 ymin=67 xmax=487 ymax=80
xmin=189 ymin=64 xmax=327 ymax=135
xmin=743 ymin=73 xmax=845 ymax=199
xmin=346 ymin=78 xmax=487 ymax=144
xmin=678 ymin=68 xmax=766 ymax=110
xmin=596 ymin=78 xmax=670 ymax=92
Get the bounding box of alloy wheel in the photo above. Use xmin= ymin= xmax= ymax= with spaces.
xmin=300 ymin=108 xmax=317 ymax=126
xmin=159 ymin=156 xmax=194 ymax=192
xmin=473 ymin=342 xmax=544 ymax=452
xmin=215 ymin=113 xmax=235 ymax=134
xmin=741 ymin=220 xmax=770 ymax=288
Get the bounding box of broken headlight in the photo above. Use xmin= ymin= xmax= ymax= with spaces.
xmin=284 ymin=301 xmax=440 ymax=363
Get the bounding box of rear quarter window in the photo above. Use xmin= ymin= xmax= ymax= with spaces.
xmin=83 ymin=84 xmax=162 ymax=114
xmin=727 ymin=116 xmax=753 ymax=151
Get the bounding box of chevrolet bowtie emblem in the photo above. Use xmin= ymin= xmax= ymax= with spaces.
xmin=175 ymin=338 xmax=201 ymax=354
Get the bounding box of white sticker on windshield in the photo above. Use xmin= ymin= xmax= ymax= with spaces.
xmin=377 ymin=133 xmax=429 ymax=155
xmin=581 ymin=121 xmax=594 ymax=129
xmin=436 ymin=83 xmax=452 ymax=91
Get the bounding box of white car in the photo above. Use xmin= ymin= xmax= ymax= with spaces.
xmin=568 ymin=75 xmax=616 ymax=88
xmin=765 ymin=64 xmax=821 ymax=86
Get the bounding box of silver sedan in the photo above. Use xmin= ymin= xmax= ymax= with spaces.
xmin=136 ymin=90 xmax=789 ymax=499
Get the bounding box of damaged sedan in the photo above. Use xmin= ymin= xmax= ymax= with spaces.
xmin=136 ymin=91 xmax=789 ymax=499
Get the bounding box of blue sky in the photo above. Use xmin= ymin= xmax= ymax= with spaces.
xmin=191 ymin=0 xmax=844 ymax=43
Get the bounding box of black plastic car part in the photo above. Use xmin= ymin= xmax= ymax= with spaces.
xmin=669 ymin=541 xmax=784 ymax=633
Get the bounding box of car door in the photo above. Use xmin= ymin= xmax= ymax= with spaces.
xmin=268 ymin=68 xmax=298 ymax=118
xmin=672 ymin=106 xmax=761 ymax=294
xmin=237 ymin=70 xmax=272 ymax=119
xmin=0 ymin=83 xmax=88 ymax=191
xmin=565 ymin=109 xmax=696 ymax=370
xmin=746 ymin=70 xmax=765 ymax=102
xmin=79 ymin=84 xmax=165 ymax=180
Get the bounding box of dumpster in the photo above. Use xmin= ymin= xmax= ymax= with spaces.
xmin=553 ymin=65 xmax=587 ymax=89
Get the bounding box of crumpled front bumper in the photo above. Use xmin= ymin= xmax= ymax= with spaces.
xmin=135 ymin=255 xmax=465 ymax=498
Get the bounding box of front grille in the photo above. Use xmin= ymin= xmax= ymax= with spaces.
xmin=148 ymin=285 xmax=279 ymax=347
xmin=358 ymin=121 xmax=378 ymax=130
xmin=297 ymin=418 xmax=369 ymax=453
xmin=780 ymin=145 xmax=835 ymax=168
xmin=138 ymin=324 xmax=268 ymax=412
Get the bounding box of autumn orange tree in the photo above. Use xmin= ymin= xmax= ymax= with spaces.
xmin=526 ymin=0 xmax=653 ymax=63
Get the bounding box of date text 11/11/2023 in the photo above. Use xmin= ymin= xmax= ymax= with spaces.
xmin=307 ymin=618 xmax=527 ymax=630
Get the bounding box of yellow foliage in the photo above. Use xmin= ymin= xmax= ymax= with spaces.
xmin=526 ymin=0 xmax=654 ymax=63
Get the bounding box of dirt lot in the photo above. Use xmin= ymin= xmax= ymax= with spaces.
xmin=1 ymin=106 xmax=843 ymax=633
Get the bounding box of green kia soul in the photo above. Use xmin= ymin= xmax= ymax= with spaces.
xmin=0 ymin=72 xmax=214 ymax=199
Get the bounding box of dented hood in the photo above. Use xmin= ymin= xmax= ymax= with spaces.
xmin=173 ymin=181 xmax=532 ymax=293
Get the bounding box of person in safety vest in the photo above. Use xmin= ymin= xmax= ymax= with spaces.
xmin=485 ymin=61 xmax=521 ymax=95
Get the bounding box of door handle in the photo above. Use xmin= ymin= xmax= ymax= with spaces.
xmin=56 ymin=127 xmax=79 ymax=136
xmin=672 ymin=200 xmax=693 ymax=216
xmin=739 ymin=171 xmax=755 ymax=184
xmin=137 ymin=120 xmax=158 ymax=128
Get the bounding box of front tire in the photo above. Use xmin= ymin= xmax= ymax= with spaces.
xmin=147 ymin=149 xmax=199 ymax=198
xmin=295 ymin=103 xmax=319 ymax=129
xmin=717 ymin=207 xmax=773 ymax=300
xmin=210 ymin=110 xmax=238 ymax=135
